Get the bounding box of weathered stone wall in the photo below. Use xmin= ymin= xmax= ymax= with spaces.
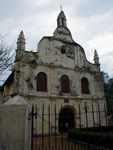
xmin=22 ymin=95 xmax=106 ymax=134
xmin=15 ymin=35 xmax=104 ymax=99
xmin=0 ymin=105 xmax=31 ymax=150
xmin=0 ymin=91 xmax=3 ymax=104
xmin=38 ymin=38 xmax=100 ymax=72
xmin=18 ymin=61 xmax=104 ymax=99
xmin=3 ymin=81 xmax=14 ymax=102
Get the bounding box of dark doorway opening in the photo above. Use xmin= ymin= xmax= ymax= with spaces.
xmin=59 ymin=107 xmax=75 ymax=133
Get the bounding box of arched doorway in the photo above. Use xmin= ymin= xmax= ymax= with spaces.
xmin=59 ymin=107 xmax=75 ymax=133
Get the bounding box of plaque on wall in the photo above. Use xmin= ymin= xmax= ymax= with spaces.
xmin=64 ymin=99 xmax=69 ymax=103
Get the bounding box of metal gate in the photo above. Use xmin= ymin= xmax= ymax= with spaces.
xmin=30 ymin=103 xmax=109 ymax=150
xmin=30 ymin=104 xmax=77 ymax=150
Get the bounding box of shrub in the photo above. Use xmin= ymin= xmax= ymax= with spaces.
xmin=68 ymin=128 xmax=113 ymax=148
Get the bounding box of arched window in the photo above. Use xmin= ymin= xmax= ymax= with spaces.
xmin=61 ymin=75 xmax=70 ymax=93
xmin=37 ymin=72 xmax=47 ymax=91
xmin=81 ymin=78 xmax=89 ymax=94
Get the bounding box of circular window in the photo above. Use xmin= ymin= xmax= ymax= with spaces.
xmin=61 ymin=46 xmax=66 ymax=54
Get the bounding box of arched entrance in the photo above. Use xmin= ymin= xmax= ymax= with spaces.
xmin=59 ymin=106 xmax=75 ymax=133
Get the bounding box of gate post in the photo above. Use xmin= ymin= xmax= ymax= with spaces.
xmin=31 ymin=104 xmax=34 ymax=150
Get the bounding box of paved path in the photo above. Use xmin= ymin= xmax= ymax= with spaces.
xmin=33 ymin=134 xmax=85 ymax=150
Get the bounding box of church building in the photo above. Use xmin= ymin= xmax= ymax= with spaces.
xmin=2 ymin=10 xmax=106 ymax=133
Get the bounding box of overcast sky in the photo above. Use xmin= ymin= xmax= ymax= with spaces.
xmin=0 ymin=0 xmax=113 ymax=77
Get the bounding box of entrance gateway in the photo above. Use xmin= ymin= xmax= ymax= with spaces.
xmin=59 ymin=106 xmax=75 ymax=133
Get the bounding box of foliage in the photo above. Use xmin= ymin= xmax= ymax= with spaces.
xmin=26 ymin=77 xmax=33 ymax=91
xmin=78 ymin=126 xmax=113 ymax=132
xmin=102 ymin=72 xmax=113 ymax=115
xmin=68 ymin=128 xmax=113 ymax=148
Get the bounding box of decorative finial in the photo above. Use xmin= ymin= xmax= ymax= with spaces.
xmin=94 ymin=49 xmax=99 ymax=65
xmin=17 ymin=30 xmax=26 ymax=50
xmin=60 ymin=5 xmax=62 ymax=11
xmin=57 ymin=8 xmax=67 ymax=27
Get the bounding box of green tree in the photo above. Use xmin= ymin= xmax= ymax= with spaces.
xmin=102 ymin=72 xmax=113 ymax=115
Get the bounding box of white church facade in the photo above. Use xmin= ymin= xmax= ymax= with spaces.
xmin=2 ymin=10 xmax=106 ymax=133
